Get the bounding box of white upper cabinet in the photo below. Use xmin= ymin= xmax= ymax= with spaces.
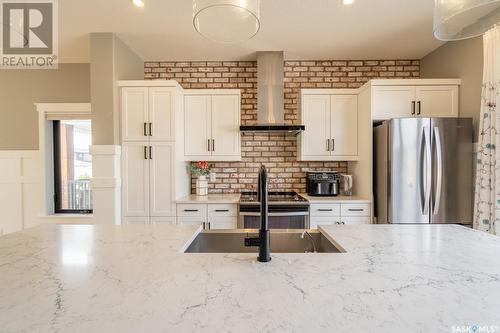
xmin=184 ymin=95 xmax=212 ymax=157
xmin=149 ymin=87 xmax=175 ymax=142
xmin=331 ymin=95 xmax=358 ymax=157
xmin=370 ymin=80 xmax=460 ymax=121
xmin=184 ymin=90 xmax=241 ymax=161
xmin=301 ymin=95 xmax=331 ymax=158
xmin=415 ymin=85 xmax=459 ymax=117
xmin=211 ymin=95 xmax=241 ymax=158
xmin=372 ymin=86 xmax=415 ymax=120
xmin=299 ymin=91 xmax=358 ymax=161
xmin=122 ymin=87 xmax=149 ymax=142
xmin=121 ymin=86 xmax=176 ymax=142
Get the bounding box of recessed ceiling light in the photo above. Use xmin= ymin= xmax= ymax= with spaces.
xmin=342 ymin=0 xmax=355 ymax=5
xmin=133 ymin=0 xmax=144 ymax=7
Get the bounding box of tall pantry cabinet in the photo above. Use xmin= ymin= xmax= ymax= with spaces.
xmin=119 ymin=81 xmax=190 ymax=224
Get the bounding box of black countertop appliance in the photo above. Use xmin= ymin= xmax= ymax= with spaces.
xmin=306 ymin=172 xmax=340 ymax=197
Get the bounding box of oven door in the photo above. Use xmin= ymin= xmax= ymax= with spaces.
xmin=239 ymin=205 xmax=310 ymax=229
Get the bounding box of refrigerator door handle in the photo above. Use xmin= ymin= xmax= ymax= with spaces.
xmin=433 ymin=127 xmax=443 ymax=215
xmin=422 ymin=127 xmax=432 ymax=215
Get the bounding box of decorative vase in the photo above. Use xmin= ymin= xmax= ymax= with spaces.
xmin=196 ymin=175 xmax=208 ymax=196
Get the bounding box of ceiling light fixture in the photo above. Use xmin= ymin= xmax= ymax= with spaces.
xmin=342 ymin=0 xmax=355 ymax=5
xmin=193 ymin=0 xmax=261 ymax=43
xmin=434 ymin=0 xmax=500 ymax=40
xmin=133 ymin=0 xmax=144 ymax=8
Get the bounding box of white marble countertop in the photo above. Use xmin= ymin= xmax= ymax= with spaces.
xmin=176 ymin=193 xmax=241 ymax=204
xmin=300 ymin=193 xmax=371 ymax=203
xmin=1 ymin=224 xmax=500 ymax=332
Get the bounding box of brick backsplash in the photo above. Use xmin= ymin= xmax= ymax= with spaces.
xmin=144 ymin=59 xmax=420 ymax=193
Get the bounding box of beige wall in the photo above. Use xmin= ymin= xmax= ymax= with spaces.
xmin=421 ymin=37 xmax=483 ymax=140
xmin=90 ymin=33 xmax=143 ymax=145
xmin=0 ymin=64 xmax=90 ymax=150
xmin=90 ymin=34 xmax=115 ymax=146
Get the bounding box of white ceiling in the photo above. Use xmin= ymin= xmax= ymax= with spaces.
xmin=59 ymin=0 xmax=444 ymax=63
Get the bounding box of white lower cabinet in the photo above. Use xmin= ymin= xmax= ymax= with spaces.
xmin=209 ymin=217 xmax=238 ymax=230
xmin=310 ymin=203 xmax=341 ymax=217
xmin=124 ymin=216 xmax=177 ymax=224
xmin=341 ymin=216 xmax=371 ymax=224
xmin=177 ymin=217 xmax=206 ymax=226
xmin=176 ymin=203 xmax=237 ymax=229
xmin=123 ymin=217 xmax=150 ymax=224
xmin=341 ymin=203 xmax=371 ymax=217
xmin=310 ymin=217 xmax=342 ymax=228
xmin=177 ymin=204 xmax=207 ymax=218
xmin=122 ymin=142 xmax=177 ymax=224
xmin=310 ymin=202 xmax=371 ymax=228
xmin=151 ymin=216 xmax=176 ymax=224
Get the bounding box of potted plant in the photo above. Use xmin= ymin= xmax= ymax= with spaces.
xmin=189 ymin=161 xmax=212 ymax=196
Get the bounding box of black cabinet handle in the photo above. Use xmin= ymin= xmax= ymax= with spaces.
xmin=215 ymin=209 xmax=229 ymax=212
xmin=207 ymin=139 xmax=210 ymax=151
xmin=331 ymin=139 xmax=335 ymax=151
xmin=143 ymin=122 xmax=147 ymax=136
xmin=417 ymin=101 xmax=421 ymax=115
xmin=348 ymin=208 xmax=364 ymax=212
xmin=318 ymin=209 xmax=333 ymax=212
xmin=184 ymin=209 xmax=199 ymax=212
xmin=212 ymin=139 xmax=215 ymax=152
xmin=326 ymin=139 xmax=330 ymax=151
xmin=411 ymin=101 xmax=416 ymax=115
xmin=149 ymin=122 xmax=153 ymax=136
xmin=144 ymin=146 xmax=148 ymax=159
xmin=149 ymin=146 xmax=152 ymax=159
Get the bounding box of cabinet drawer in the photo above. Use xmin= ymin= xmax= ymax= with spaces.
xmin=310 ymin=204 xmax=341 ymax=217
xmin=209 ymin=217 xmax=238 ymax=230
xmin=310 ymin=216 xmax=341 ymax=229
xmin=341 ymin=203 xmax=370 ymax=217
xmin=208 ymin=204 xmax=237 ymax=217
xmin=177 ymin=204 xmax=207 ymax=217
xmin=177 ymin=217 xmax=205 ymax=226
xmin=342 ymin=216 xmax=371 ymax=224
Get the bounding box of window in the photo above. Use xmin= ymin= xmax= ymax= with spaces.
xmin=53 ymin=120 xmax=93 ymax=214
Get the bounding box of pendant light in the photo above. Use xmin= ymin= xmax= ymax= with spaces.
xmin=434 ymin=0 xmax=500 ymax=41
xmin=193 ymin=0 xmax=261 ymax=43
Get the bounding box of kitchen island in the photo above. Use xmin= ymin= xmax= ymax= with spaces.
xmin=1 ymin=224 xmax=499 ymax=332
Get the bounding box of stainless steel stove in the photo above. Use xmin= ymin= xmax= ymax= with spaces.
xmin=239 ymin=191 xmax=308 ymax=204
xmin=239 ymin=191 xmax=310 ymax=229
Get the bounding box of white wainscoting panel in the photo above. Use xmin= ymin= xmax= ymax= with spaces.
xmin=0 ymin=151 xmax=41 ymax=235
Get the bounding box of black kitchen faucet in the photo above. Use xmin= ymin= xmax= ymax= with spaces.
xmin=244 ymin=165 xmax=271 ymax=262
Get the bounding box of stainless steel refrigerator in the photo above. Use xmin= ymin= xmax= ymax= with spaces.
xmin=374 ymin=117 xmax=472 ymax=225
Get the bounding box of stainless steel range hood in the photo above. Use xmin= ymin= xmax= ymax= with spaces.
xmin=240 ymin=51 xmax=305 ymax=136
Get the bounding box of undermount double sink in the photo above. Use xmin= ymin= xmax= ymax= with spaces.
xmin=184 ymin=229 xmax=345 ymax=253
